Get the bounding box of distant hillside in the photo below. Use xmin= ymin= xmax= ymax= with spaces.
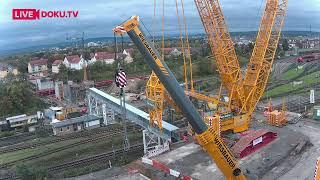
xmin=0 ymin=37 xmax=117 ymax=58
xmin=1 ymin=31 xmax=319 ymax=58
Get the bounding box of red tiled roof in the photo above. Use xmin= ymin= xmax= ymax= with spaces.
xmin=160 ymin=48 xmax=174 ymax=54
xmin=29 ymin=59 xmax=48 ymax=66
xmin=94 ymin=52 xmax=126 ymax=61
xmin=52 ymin=60 xmax=62 ymax=66
xmin=160 ymin=48 xmax=180 ymax=55
xmin=66 ymin=55 xmax=81 ymax=64
xmin=95 ymin=52 xmax=114 ymax=60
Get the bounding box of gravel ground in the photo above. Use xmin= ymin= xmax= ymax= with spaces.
xmin=64 ymin=112 xmax=313 ymax=180
xmin=270 ymin=118 xmax=320 ymax=180
xmin=127 ymin=113 xmax=310 ymax=180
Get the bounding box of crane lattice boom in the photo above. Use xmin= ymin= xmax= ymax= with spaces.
xmin=194 ymin=0 xmax=245 ymax=107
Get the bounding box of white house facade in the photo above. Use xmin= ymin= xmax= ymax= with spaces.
xmin=52 ymin=60 xmax=62 ymax=73
xmin=63 ymin=55 xmax=86 ymax=70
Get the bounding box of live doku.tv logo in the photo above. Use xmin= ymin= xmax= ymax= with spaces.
xmin=12 ymin=9 xmax=79 ymax=20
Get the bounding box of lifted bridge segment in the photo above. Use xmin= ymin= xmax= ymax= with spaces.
xmin=87 ymin=88 xmax=179 ymax=140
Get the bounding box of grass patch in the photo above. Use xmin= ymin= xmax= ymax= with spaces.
xmin=0 ymin=138 xmax=84 ymax=165
xmin=60 ymin=147 xmax=141 ymax=178
xmin=62 ymin=164 xmax=104 ymax=178
xmin=265 ymin=70 xmax=320 ymax=97
xmin=24 ymin=133 xmax=142 ymax=168
xmin=281 ymin=68 xmax=304 ymax=80
xmin=298 ymin=71 xmax=320 ymax=84
xmin=265 ymin=84 xmax=298 ymax=97
xmin=2 ymin=129 xmax=142 ymax=179
xmin=0 ymin=131 xmax=15 ymax=138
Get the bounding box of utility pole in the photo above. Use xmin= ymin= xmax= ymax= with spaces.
xmin=66 ymin=32 xmax=85 ymax=49
xmin=82 ymin=32 xmax=85 ymax=49
xmin=310 ymin=24 xmax=312 ymax=37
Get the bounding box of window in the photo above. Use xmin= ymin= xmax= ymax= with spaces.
xmin=67 ymin=126 xmax=70 ymax=131
xmin=60 ymin=128 xmax=63 ymax=132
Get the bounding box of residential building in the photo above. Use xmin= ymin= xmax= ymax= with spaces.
xmin=51 ymin=115 xmax=101 ymax=136
xmin=87 ymin=42 xmax=100 ymax=47
xmin=52 ymin=60 xmax=63 ymax=73
xmin=160 ymin=48 xmax=182 ymax=57
xmin=63 ymin=55 xmax=86 ymax=70
xmin=123 ymin=48 xmax=134 ymax=57
xmin=122 ymin=49 xmax=134 ymax=63
xmin=35 ymin=78 xmax=54 ymax=90
xmin=0 ymin=64 xmax=18 ymax=78
xmin=285 ymin=48 xmax=298 ymax=57
xmin=89 ymin=50 xmax=134 ymax=65
xmin=89 ymin=52 xmax=115 ymax=64
xmin=28 ymin=58 xmax=48 ymax=74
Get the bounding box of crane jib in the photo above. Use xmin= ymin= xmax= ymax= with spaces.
xmin=214 ymin=136 xmax=236 ymax=168
xmin=121 ymin=16 xmax=246 ymax=179
xmin=127 ymin=26 xmax=207 ymax=134
xmin=138 ymin=32 xmax=169 ymax=76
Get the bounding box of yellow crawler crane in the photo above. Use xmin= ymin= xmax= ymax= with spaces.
xmin=195 ymin=0 xmax=288 ymax=132
xmin=114 ymin=16 xmax=246 ymax=179
xmin=194 ymin=0 xmax=245 ymax=108
xmin=146 ymin=72 xmax=165 ymax=130
xmin=242 ymin=0 xmax=288 ymax=114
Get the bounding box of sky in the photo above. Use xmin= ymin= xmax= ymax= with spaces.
xmin=0 ymin=0 xmax=319 ymax=51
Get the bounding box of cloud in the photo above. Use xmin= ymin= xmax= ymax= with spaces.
xmin=0 ymin=0 xmax=319 ymax=50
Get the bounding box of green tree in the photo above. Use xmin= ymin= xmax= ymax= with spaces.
xmin=282 ymin=39 xmax=289 ymax=51
xmin=0 ymin=81 xmax=47 ymax=117
xmin=57 ymin=64 xmax=68 ymax=82
xmin=199 ymin=58 xmax=213 ymax=76
xmin=89 ymin=61 xmax=114 ymax=80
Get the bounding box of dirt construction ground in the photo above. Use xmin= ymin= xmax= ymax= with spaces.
xmin=65 ymin=111 xmax=320 ymax=180
xmin=267 ymin=119 xmax=320 ymax=180
xmin=145 ymin=117 xmax=311 ymax=180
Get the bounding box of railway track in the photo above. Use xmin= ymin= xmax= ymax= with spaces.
xmin=274 ymin=96 xmax=320 ymax=114
xmin=0 ymin=126 xmax=141 ymax=168
xmin=0 ymin=132 xmax=36 ymax=147
xmin=300 ymin=118 xmax=320 ymax=125
xmin=0 ymin=124 xmax=140 ymax=154
xmin=0 ymin=143 xmax=144 ymax=180
xmin=48 ymin=143 xmax=143 ymax=172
